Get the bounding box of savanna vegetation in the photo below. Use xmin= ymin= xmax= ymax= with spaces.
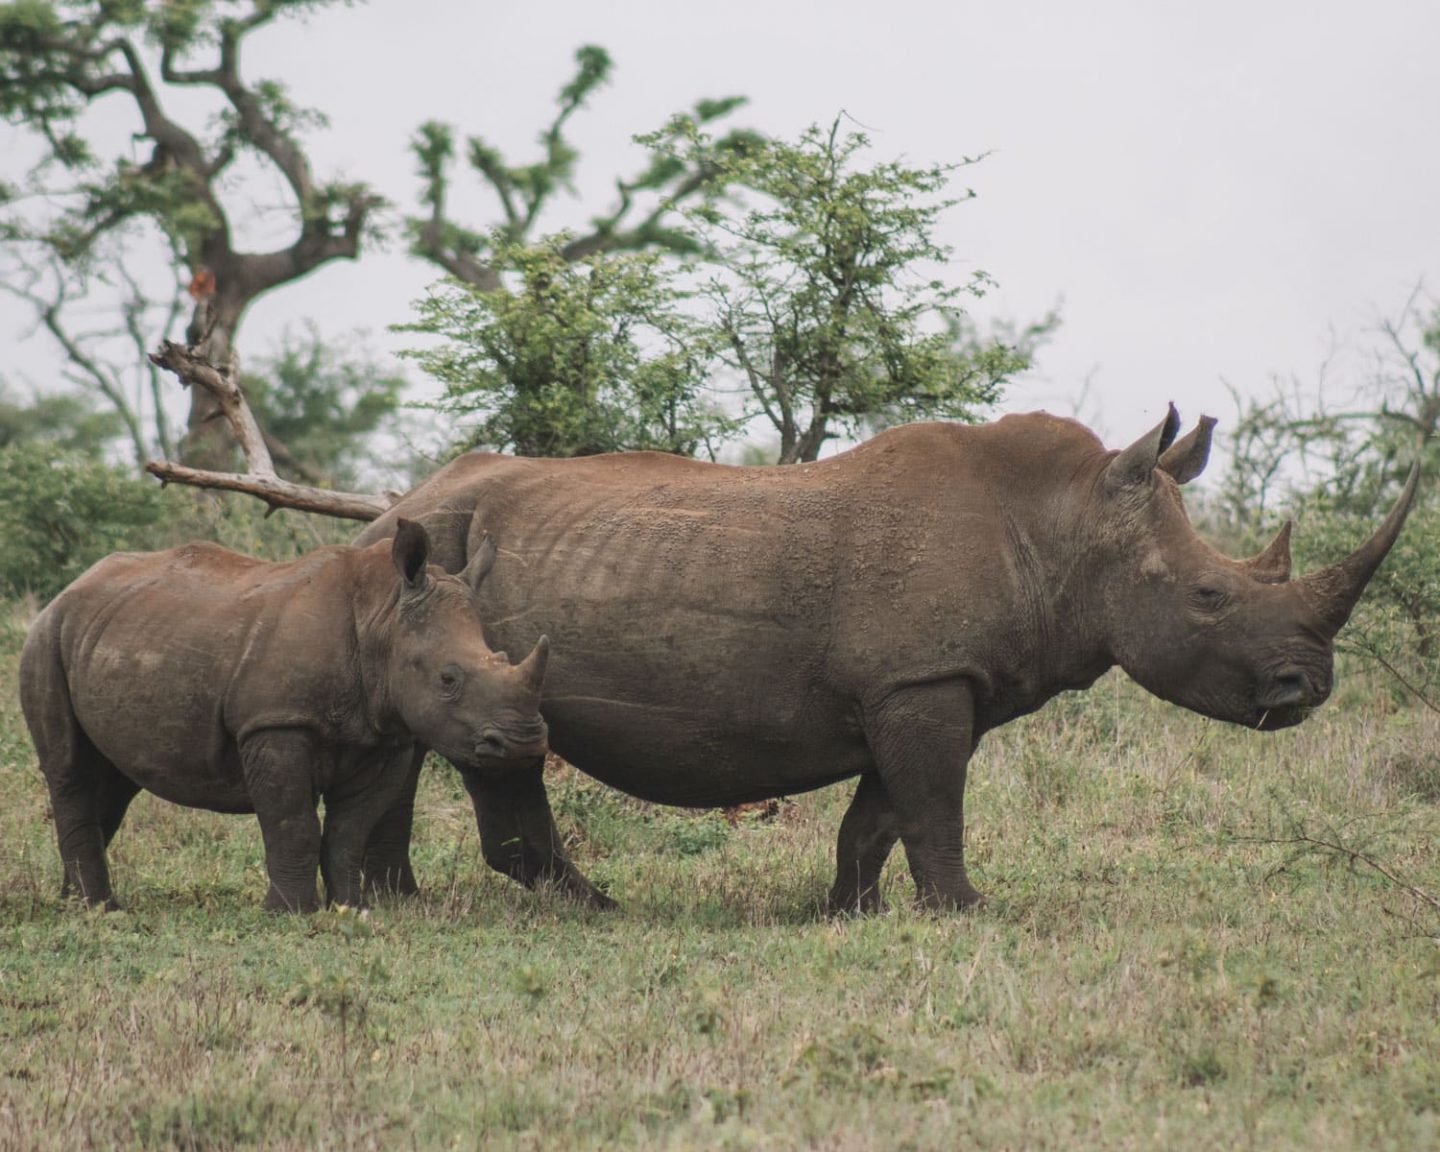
xmin=3 ymin=3 xmax=1439 ymax=1149
xmin=2 ymin=600 xmax=1439 ymax=1150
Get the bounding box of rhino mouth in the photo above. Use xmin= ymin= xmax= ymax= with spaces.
xmin=1252 ymin=669 xmax=1328 ymax=730
xmin=1254 ymin=704 xmax=1313 ymax=732
xmin=466 ymin=723 xmax=549 ymax=766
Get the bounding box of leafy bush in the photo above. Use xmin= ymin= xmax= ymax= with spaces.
xmin=0 ymin=444 xmax=360 ymax=603
xmin=401 ymin=237 xmax=736 ymax=459
xmin=0 ymin=443 xmax=169 ymax=600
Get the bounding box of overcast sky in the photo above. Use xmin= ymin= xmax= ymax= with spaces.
xmin=4 ymin=0 xmax=1438 ymax=454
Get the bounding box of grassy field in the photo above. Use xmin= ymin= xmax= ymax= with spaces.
xmin=2 ymin=596 xmax=1438 ymax=1151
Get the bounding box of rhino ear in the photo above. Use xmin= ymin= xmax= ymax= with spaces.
xmin=1157 ymin=415 xmax=1217 ymax=485
xmin=1105 ymin=404 xmax=1182 ymax=493
xmin=392 ymin=518 xmax=431 ymax=592
xmin=460 ymin=534 xmax=497 ymax=591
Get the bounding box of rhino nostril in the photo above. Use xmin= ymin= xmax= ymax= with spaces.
xmin=1269 ymin=672 xmax=1309 ymax=707
xmin=478 ymin=733 xmax=507 ymax=757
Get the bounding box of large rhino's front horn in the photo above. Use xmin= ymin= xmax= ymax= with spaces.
xmin=1297 ymin=460 xmax=1422 ymax=636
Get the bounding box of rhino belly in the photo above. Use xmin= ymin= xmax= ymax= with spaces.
xmin=68 ymin=649 xmax=252 ymax=813
xmin=537 ymin=656 xmax=872 ymax=807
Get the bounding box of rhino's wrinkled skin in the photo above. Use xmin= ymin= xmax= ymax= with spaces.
xmin=20 ymin=520 xmax=549 ymax=912
xmin=355 ymin=408 xmax=1419 ymax=912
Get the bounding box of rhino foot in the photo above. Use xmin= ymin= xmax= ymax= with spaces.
xmin=578 ymin=883 xmax=619 ymax=912
xmin=362 ymin=866 xmax=421 ymax=901
xmin=263 ymin=885 xmax=323 ymax=914
xmin=824 ymin=884 xmax=888 ymax=918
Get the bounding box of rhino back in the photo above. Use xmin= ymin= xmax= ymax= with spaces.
xmin=44 ymin=544 xmax=373 ymax=809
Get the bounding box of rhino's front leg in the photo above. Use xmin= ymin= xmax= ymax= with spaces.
xmin=461 ymin=765 xmax=617 ymax=910
xmin=361 ymin=748 xmax=425 ymax=899
xmin=826 ymin=773 xmax=900 ymax=915
xmin=321 ymin=748 xmax=419 ymax=909
xmin=241 ymin=731 xmax=322 ymax=913
xmin=862 ymin=679 xmax=984 ymax=911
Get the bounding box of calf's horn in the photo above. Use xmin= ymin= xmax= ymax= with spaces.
xmin=1298 ymin=460 xmax=1422 ymax=635
xmin=516 ymin=634 xmax=550 ymax=691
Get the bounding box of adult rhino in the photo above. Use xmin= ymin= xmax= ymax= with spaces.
xmin=355 ymin=407 xmax=1418 ymax=912
xmin=21 ymin=521 xmax=550 ymax=912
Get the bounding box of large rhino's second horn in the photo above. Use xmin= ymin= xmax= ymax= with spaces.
xmin=1242 ymin=520 xmax=1293 ymax=584
xmin=1297 ymin=460 xmax=1423 ymax=635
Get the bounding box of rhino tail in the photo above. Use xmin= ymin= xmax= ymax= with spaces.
xmin=18 ymin=607 xmax=89 ymax=783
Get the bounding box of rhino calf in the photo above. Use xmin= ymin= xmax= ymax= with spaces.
xmin=20 ymin=520 xmax=549 ymax=912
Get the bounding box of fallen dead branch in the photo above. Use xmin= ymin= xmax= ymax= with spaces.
xmin=144 ymin=339 xmax=392 ymax=522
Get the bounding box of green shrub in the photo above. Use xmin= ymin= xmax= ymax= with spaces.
xmin=0 ymin=444 xmax=169 ymax=600
xmin=0 ymin=446 xmax=360 ymax=603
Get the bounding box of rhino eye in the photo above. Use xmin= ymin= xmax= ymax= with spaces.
xmin=1189 ymin=585 xmax=1229 ymax=612
xmin=439 ymin=665 xmax=464 ymax=699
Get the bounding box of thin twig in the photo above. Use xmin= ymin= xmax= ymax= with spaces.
xmin=1237 ymin=831 xmax=1440 ymax=915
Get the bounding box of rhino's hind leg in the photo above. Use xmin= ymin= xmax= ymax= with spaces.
xmin=361 ymin=749 xmax=424 ymax=899
xmin=863 ymin=680 xmax=984 ymax=912
xmin=45 ymin=748 xmax=129 ymax=910
xmin=826 ymin=773 xmax=900 ymax=915
xmin=93 ymin=763 xmax=141 ymax=846
xmin=23 ymin=650 xmax=124 ymax=909
xmin=241 ymin=732 xmax=323 ymax=913
xmin=462 ymin=766 xmax=618 ymax=910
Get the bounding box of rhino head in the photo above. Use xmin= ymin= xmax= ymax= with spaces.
xmin=1096 ymin=406 xmax=1419 ymax=730
xmin=385 ymin=520 xmax=550 ymax=766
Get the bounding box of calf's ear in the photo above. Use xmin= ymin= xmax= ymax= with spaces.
xmin=392 ymin=519 xmax=431 ymax=591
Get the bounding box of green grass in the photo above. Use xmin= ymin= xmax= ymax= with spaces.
xmin=2 ymin=596 xmax=1439 ymax=1150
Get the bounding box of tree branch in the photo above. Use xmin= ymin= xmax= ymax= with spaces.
xmin=144 ymin=459 xmax=389 ymax=521
xmin=150 ymin=340 xmax=275 ymax=474
xmin=112 ymin=38 xmax=215 ymax=178
xmin=0 ymin=263 xmax=148 ymax=466
xmin=146 ymin=340 xmax=393 ymax=521
xmin=116 ymin=259 xmax=180 ymax=460
xmin=560 ymin=166 xmax=714 ymax=262
xmin=211 ymin=16 xmax=314 ymax=209
xmin=1240 ymin=829 xmax=1440 ymax=916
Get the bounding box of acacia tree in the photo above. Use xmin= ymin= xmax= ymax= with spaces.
xmin=654 ymin=118 xmax=1051 ymax=463
xmin=401 ymin=236 xmax=735 ymax=459
xmin=407 ymin=45 xmax=753 ymax=294
xmin=0 ymin=0 xmax=385 ymax=466
xmin=1 ymin=16 xmax=752 ymax=473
